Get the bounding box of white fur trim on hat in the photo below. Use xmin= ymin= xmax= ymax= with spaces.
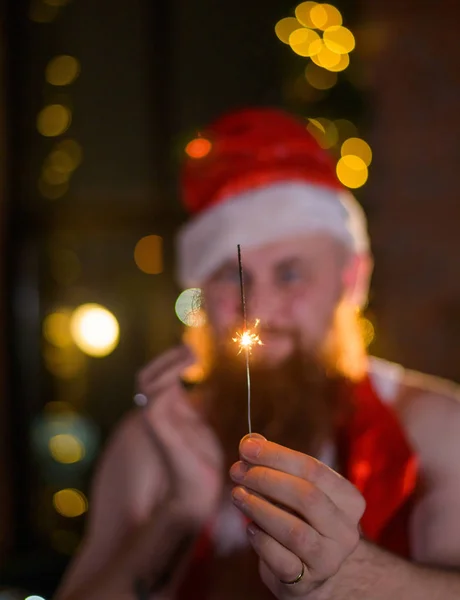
xmin=176 ymin=181 xmax=369 ymax=287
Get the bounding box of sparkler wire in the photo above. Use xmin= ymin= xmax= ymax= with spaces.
xmin=237 ymin=244 xmax=252 ymax=434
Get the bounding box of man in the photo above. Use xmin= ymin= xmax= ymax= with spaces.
xmin=55 ymin=107 xmax=460 ymax=600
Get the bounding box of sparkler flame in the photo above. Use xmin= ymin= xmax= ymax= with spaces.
xmin=233 ymin=318 xmax=263 ymax=355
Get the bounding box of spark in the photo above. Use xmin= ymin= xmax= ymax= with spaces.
xmin=232 ymin=319 xmax=263 ymax=355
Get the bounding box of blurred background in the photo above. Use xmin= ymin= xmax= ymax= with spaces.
xmin=1 ymin=0 xmax=460 ymax=597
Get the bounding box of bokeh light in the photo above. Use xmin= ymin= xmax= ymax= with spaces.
xmin=37 ymin=104 xmax=72 ymax=137
xmin=42 ymin=165 xmax=70 ymax=186
xmin=313 ymin=49 xmax=349 ymax=72
xmin=32 ymin=410 xmax=99 ymax=468
xmin=334 ymin=119 xmax=359 ymax=144
xmin=38 ymin=178 xmax=69 ymax=200
xmin=305 ymin=62 xmax=338 ymax=89
xmin=307 ymin=118 xmax=338 ymax=149
xmin=45 ymin=55 xmax=80 ymax=86
xmin=185 ymin=137 xmax=212 ymax=159
xmin=29 ymin=0 xmax=59 ymax=23
xmin=310 ymin=3 xmax=342 ymax=30
xmin=336 ymin=155 xmax=368 ymax=188
xmin=294 ymin=2 xmax=317 ymax=28
xmin=25 ymin=596 xmax=47 ymax=600
xmin=53 ymin=488 xmax=88 ymax=518
xmin=311 ymin=42 xmax=341 ymax=69
xmin=43 ymin=310 xmax=73 ymax=348
xmin=175 ymin=288 xmax=206 ymax=327
xmin=275 ymin=17 xmax=302 ymax=44
xmin=70 ymin=304 xmax=120 ymax=357
xmin=323 ymin=26 xmax=355 ymax=54
xmin=55 ymin=139 xmax=83 ymax=168
xmin=359 ymin=316 xmax=375 ymax=347
xmin=49 ymin=433 xmax=85 ymax=464
xmin=341 ymin=137 xmax=372 ymax=166
xmin=289 ymin=28 xmax=321 ymax=57
xmin=43 ymin=345 xmax=86 ymax=379
xmin=134 ymin=235 xmax=163 ymax=275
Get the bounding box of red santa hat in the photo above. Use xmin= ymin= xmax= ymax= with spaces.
xmin=176 ymin=107 xmax=369 ymax=287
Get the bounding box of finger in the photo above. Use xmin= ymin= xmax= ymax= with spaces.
xmin=246 ymin=522 xmax=308 ymax=590
xmin=230 ymin=462 xmax=352 ymax=539
xmin=231 ymin=486 xmax=337 ymax=579
xmin=239 ymin=438 xmax=365 ymax=523
xmin=137 ymin=345 xmax=194 ymax=391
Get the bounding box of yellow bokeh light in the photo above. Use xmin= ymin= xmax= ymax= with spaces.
xmin=334 ymin=119 xmax=359 ymax=143
xmin=37 ymin=104 xmax=72 ymax=137
xmin=29 ymin=0 xmax=59 ymax=23
xmin=43 ymin=345 xmax=85 ymax=379
xmin=311 ymin=43 xmax=341 ymax=69
xmin=175 ymin=288 xmax=205 ymax=327
xmin=313 ymin=50 xmax=350 ymax=72
xmin=323 ymin=26 xmax=355 ymax=54
xmin=310 ymin=3 xmax=342 ymax=30
xmin=53 ymin=488 xmax=88 ymax=518
xmin=56 ymin=139 xmax=83 ymax=168
xmin=275 ymin=17 xmax=302 ymax=44
xmin=49 ymin=433 xmax=85 ymax=464
xmin=336 ymin=155 xmax=368 ymax=188
xmin=70 ymin=304 xmax=120 ymax=357
xmin=42 ymin=165 xmax=70 ymax=186
xmin=341 ymin=137 xmax=372 ymax=166
xmin=43 ymin=310 xmax=73 ymax=348
xmin=38 ymin=178 xmax=69 ymax=200
xmin=307 ymin=118 xmax=338 ymax=149
xmin=359 ymin=317 xmax=375 ymax=347
xmin=305 ymin=62 xmax=338 ymax=90
xmin=289 ymin=28 xmax=322 ymax=57
xmin=294 ymin=2 xmax=317 ymax=28
xmin=45 ymin=55 xmax=80 ymax=86
xmin=134 ymin=235 xmax=163 ymax=275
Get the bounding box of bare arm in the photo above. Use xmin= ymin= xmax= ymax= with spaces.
xmin=311 ymin=539 xmax=460 ymax=600
xmin=310 ymin=390 xmax=460 ymax=600
xmin=54 ymin=410 xmax=172 ymax=598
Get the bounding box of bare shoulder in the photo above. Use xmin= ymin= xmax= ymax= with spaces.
xmin=393 ymin=367 xmax=460 ymax=482
xmin=389 ymin=368 xmax=460 ymax=565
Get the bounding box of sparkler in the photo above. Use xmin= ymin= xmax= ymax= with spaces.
xmin=233 ymin=245 xmax=262 ymax=434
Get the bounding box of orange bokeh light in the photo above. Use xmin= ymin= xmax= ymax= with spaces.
xmin=185 ymin=137 xmax=212 ymax=159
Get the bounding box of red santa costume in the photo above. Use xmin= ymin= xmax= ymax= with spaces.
xmin=173 ymin=107 xmax=419 ymax=598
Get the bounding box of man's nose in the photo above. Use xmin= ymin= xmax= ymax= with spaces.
xmin=247 ymin=283 xmax=282 ymax=325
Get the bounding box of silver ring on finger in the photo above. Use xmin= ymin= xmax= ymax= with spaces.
xmin=133 ymin=392 xmax=148 ymax=407
xmin=280 ymin=561 xmax=305 ymax=586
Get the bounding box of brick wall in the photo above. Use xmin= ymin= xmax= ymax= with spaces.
xmin=362 ymin=0 xmax=460 ymax=381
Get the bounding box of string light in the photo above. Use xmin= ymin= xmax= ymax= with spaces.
xmin=53 ymin=488 xmax=88 ymax=518
xmin=70 ymin=304 xmax=120 ymax=357
xmin=37 ymin=104 xmax=72 ymax=137
xmin=336 ymin=155 xmax=368 ymax=188
xmin=134 ymin=235 xmax=163 ymax=274
xmin=341 ymin=137 xmax=372 ymax=166
xmin=185 ymin=137 xmax=212 ymax=159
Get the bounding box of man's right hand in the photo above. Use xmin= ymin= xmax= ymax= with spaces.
xmin=137 ymin=345 xmax=223 ymax=527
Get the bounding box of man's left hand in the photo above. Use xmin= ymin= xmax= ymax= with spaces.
xmin=229 ymin=434 xmax=366 ymax=598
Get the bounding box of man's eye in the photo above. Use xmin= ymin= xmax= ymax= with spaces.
xmin=278 ymin=267 xmax=303 ymax=283
xmin=218 ymin=268 xmax=241 ymax=284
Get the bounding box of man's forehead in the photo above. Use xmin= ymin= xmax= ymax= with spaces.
xmin=218 ymin=234 xmax=344 ymax=270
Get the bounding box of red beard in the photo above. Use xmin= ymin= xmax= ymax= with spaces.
xmin=201 ymin=345 xmax=348 ymax=473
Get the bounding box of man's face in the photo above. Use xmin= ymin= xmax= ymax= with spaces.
xmin=202 ymin=233 xmax=349 ymax=366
